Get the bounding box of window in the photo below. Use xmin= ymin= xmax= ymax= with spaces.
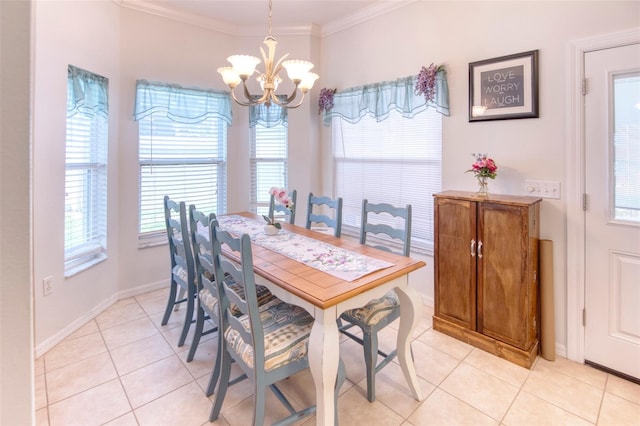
xmin=332 ymin=108 xmax=442 ymax=252
xmin=134 ymin=81 xmax=231 ymax=245
xmin=137 ymin=116 xmax=227 ymax=238
xmin=326 ymin=74 xmax=449 ymax=253
xmin=613 ymin=72 xmax=640 ymax=223
xmin=65 ymin=65 xmax=109 ymax=275
xmin=249 ymin=102 xmax=288 ymax=216
xmin=251 ymin=123 xmax=288 ymax=216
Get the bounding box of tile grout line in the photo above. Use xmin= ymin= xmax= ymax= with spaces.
xmin=97 ymin=305 xmax=138 ymax=425
xmin=38 ymin=291 xmax=640 ymax=426
xmin=496 ymin=354 xmax=537 ymax=425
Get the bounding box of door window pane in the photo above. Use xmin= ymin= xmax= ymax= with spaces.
xmin=613 ymin=72 xmax=640 ymax=223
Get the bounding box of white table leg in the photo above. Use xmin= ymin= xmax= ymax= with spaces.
xmin=308 ymin=306 xmax=340 ymax=426
xmin=395 ymin=285 xmax=424 ymax=401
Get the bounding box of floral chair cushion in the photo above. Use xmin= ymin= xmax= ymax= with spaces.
xmin=224 ymin=298 xmax=313 ymax=372
xmin=173 ymin=264 xmax=189 ymax=283
xmin=341 ymin=290 xmax=399 ymax=326
xmin=199 ymin=277 xmax=274 ymax=318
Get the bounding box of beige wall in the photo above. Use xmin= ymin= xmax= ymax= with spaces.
xmin=32 ymin=2 xmax=322 ymax=352
xmin=32 ymin=0 xmax=121 ymax=353
xmin=320 ymin=1 xmax=640 ymax=355
xmin=1 ymin=0 xmax=33 ymax=423
xmin=29 ymin=1 xmax=639 ymax=362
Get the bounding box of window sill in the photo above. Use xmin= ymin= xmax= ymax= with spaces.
xmin=64 ymin=253 xmax=107 ymax=278
xmin=138 ymin=231 xmax=167 ymax=249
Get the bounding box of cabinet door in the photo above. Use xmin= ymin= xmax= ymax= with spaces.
xmin=434 ymin=197 xmax=476 ymax=330
xmin=477 ymin=202 xmax=530 ymax=349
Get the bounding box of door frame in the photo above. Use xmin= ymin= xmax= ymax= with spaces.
xmin=565 ymin=27 xmax=640 ymax=363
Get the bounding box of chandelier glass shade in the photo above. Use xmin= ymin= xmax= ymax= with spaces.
xmin=217 ymin=0 xmax=319 ymax=108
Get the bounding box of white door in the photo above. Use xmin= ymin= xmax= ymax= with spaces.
xmin=584 ymin=43 xmax=640 ymax=380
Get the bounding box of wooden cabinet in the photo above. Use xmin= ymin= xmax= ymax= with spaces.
xmin=433 ymin=191 xmax=542 ymax=368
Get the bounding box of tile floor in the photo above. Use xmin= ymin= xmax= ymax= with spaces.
xmin=35 ymin=288 xmax=640 ymax=426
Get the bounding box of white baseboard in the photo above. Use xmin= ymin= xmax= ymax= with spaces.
xmin=35 ymin=279 xmax=169 ymax=358
xmin=421 ymin=294 xmax=434 ymax=309
xmin=555 ymin=343 xmax=568 ymax=359
xmin=118 ymin=278 xmax=168 ymax=299
xmin=35 ymin=295 xmax=117 ymax=358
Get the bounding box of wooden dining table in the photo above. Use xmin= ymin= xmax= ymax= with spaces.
xmin=219 ymin=212 xmax=426 ymax=425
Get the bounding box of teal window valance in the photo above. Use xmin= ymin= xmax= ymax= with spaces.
xmin=134 ymin=80 xmax=232 ymax=125
xmin=322 ymin=70 xmax=449 ymax=126
xmin=249 ymin=96 xmax=288 ymax=128
xmin=67 ymin=65 xmax=109 ymax=118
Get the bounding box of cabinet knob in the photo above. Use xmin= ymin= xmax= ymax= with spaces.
xmin=470 ymin=239 xmax=476 ymax=257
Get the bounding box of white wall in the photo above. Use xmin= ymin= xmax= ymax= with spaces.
xmin=33 ymin=2 xmax=322 ymax=349
xmin=31 ymin=0 xmax=639 ymax=359
xmin=33 ymin=0 xmax=121 ymax=353
xmin=116 ymin=9 xmax=321 ymax=303
xmin=115 ymin=8 xmax=238 ymax=300
xmin=1 ymin=1 xmax=34 ymax=423
xmin=320 ymin=1 xmax=639 ymax=355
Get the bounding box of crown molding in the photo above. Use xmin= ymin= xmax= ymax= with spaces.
xmin=240 ymin=23 xmax=321 ymax=38
xmin=115 ymin=0 xmax=236 ymax=34
xmin=321 ymin=0 xmax=416 ymax=37
xmin=115 ymin=0 xmax=412 ymax=39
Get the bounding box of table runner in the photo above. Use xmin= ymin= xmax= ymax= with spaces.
xmin=217 ymin=215 xmax=394 ymax=282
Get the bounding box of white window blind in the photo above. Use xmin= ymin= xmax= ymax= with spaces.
xmin=65 ymin=69 xmax=109 ymax=274
xmin=613 ymin=73 xmax=640 ymax=223
xmin=250 ymin=123 xmax=288 ymax=217
xmin=332 ymin=108 xmax=442 ymax=252
xmin=138 ymin=115 xmax=227 ymax=241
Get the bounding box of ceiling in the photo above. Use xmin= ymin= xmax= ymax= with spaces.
xmin=123 ymin=0 xmax=410 ymax=33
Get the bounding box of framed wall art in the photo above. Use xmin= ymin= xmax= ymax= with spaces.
xmin=469 ymin=50 xmax=539 ymax=122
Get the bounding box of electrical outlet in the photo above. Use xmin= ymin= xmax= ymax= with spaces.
xmin=524 ymin=180 xmax=561 ymax=199
xmin=43 ymin=276 xmax=53 ymax=296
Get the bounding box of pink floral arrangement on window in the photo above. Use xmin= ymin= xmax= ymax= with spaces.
xmin=263 ymin=187 xmax=294 ymax=229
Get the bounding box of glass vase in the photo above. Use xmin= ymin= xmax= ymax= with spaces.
xmin=477 ymin=176 xmax=489 ymax=197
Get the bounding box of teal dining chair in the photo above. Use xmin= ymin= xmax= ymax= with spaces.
xmin=209 ymin=224 xmax=345 ymax=425
xmin=268 ymin=189 xmax=297 ymax=224
xmin=305 ymin=192 xmax=343 ymax=237
xmin=161 ymin=196 xmax=196 ymax=347
xmin=339 ymin=199 xmax=412 ymax=402
xmin=185 ymin=206 xmax=217 ymax=364
xmin=186 ymin=205 xmax=274 ymax=396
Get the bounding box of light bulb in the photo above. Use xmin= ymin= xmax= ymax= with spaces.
xmin=217 ymin=67 xmax=241 ymax=88
xmin=282 ymin=60 xmax=314 ymax=82
xmin=257 ymin=74 xmax=281 ymax=91
xmin=227 ymin=55 xmax=260 ymax=79
xmin=299 ymin=72 xmax=319 ymax=92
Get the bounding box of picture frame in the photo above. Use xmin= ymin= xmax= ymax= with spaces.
xmin=469 ymin=50 xmax=539 ymax=122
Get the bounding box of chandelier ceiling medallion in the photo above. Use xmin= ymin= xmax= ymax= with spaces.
xmin=217 ymin=0 xmax=319 ymax=108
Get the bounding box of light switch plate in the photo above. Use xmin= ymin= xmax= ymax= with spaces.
xmin=524 ymin=180 xmax=561 ymax=199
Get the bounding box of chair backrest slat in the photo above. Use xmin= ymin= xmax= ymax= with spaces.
xmin=164 ymin=196 xmax=181 ymax=269
xmin=306 ymin=193 xmax=343 ymax=237
xmin=360 ymin=199 xmax=412 ymax=257
xmin=164 ymin=196 xmax=195 ymax=286
xmin=188 ymin=205 xmax=217 ymax=298
xmin=211 ymin=226 xmax=266 ymax=368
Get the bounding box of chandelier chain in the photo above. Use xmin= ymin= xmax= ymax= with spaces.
xmin=267 ymin=0 xmax=273 ymax=37
xmin=217 ymin=0 xmax=318 ymax=108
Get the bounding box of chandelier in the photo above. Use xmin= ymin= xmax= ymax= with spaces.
xmin=217 ymin=0 xmax=319 ymax=108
